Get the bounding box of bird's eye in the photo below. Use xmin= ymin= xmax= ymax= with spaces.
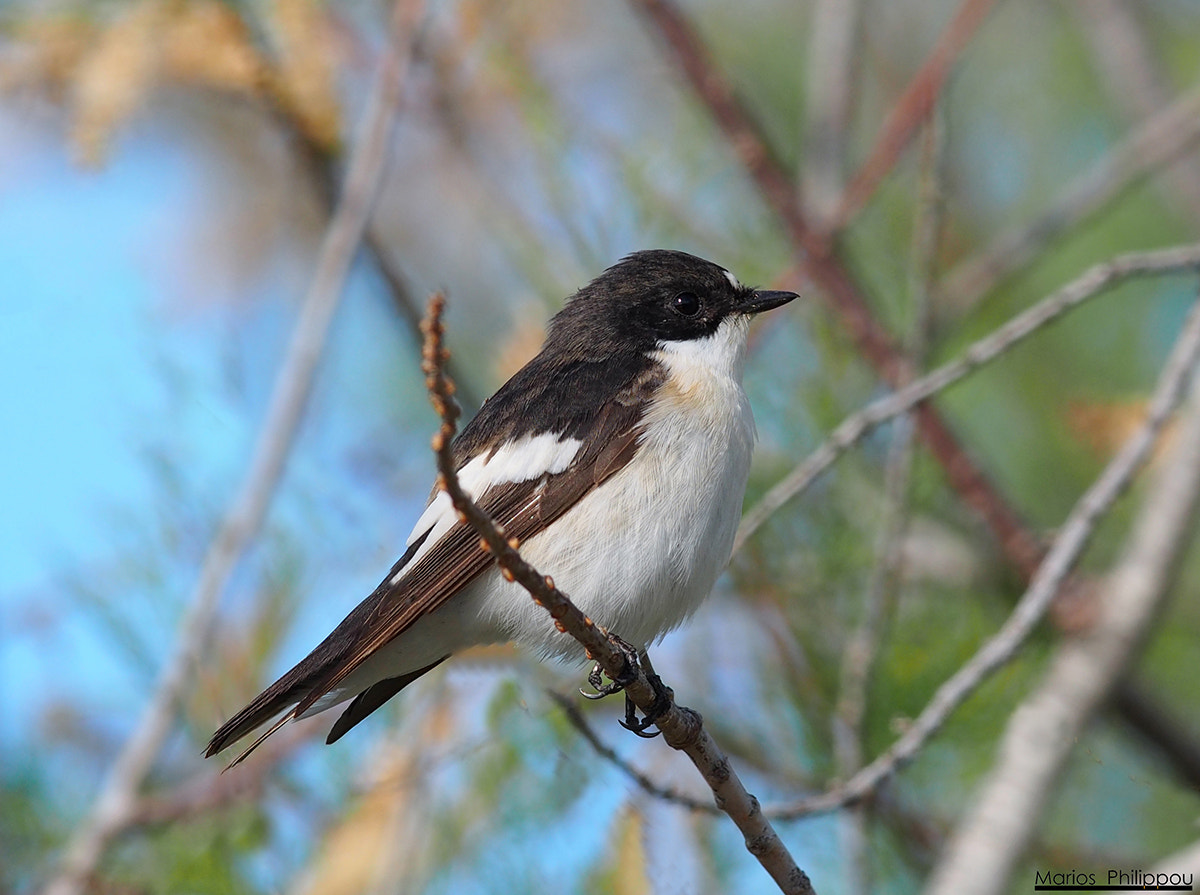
xmin=672 ymin=291 xmax=702 ymax=317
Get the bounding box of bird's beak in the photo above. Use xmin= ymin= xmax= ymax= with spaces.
xmin=737 ymin=289 xmax=799 ymax=315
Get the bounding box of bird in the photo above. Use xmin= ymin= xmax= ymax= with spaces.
xmin=205 ymin=249 xmax=797 ymax=764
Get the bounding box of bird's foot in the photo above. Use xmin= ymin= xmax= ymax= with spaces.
xmin=619 ymin=651 xmax=671 ymax=739
xmin=579 ymin=634 xmax=671 ymax=739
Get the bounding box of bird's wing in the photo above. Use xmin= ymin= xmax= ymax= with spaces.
xmin=206 ymin=368 xmax=661 ymax=762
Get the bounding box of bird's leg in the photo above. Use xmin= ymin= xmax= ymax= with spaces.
xmin=619 ymin=647 xmax=671 ymax=739
xmin=579 ymin=634 xmax=671 ymax=739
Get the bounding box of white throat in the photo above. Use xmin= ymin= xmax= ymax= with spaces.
xmin=651 ymin=314 xmax=751 ymax=389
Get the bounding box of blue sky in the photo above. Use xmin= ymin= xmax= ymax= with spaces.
xmin=0 ymin=112 xmax=438 ymax=756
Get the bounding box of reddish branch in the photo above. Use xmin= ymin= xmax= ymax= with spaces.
xmin=631 ymin=0 xmax=1042 ymax=578
xmin=831 ymin=0 xmax=1002 ymax=229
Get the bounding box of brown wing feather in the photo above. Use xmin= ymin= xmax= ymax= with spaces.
xmin=206 ymin=367 xmax=663 ymax=759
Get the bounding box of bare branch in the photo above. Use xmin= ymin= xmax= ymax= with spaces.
xmin=926 ymin=293 xmax=1200 ymax=895
xmin=420 ymin=295 xmax=815 ymax=895
xmin=1074 ymin=0 xmax=1200 ymax=228
xmin=39 ymin=5 xmax=426 ymax=893
xmin=736 ymin=243 xmax=1200 ymax=553
xmin=769 ymin=288 xmax=1200 ymax=822
xmin=830 ymin=0 xmax=999 ymax=230
xmin=548 ymin=691 xmax=716 ymax=814
xmin=801 ymin=0 xmax=864 ymax=224
xmin=939 ymin=82 xmax=1200 ymax=311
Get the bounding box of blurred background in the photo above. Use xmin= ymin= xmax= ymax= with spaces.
xmin=2 ymin=0 xmax=1200 ymax=892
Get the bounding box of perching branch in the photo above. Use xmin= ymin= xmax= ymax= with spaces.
xmin=926 ymin=292 xmax=1200 ymax=895
xmin=768 ymin=287 xmax=1200 ymax=822
xmin=735 ymin=243 xmax=1200 ymax=553
xmin=39 ymin=5 xmax=425 ymax=894
xmin=419 ymin=294 xmax=816 ymax=895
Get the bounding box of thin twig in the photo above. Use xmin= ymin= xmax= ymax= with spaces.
xmin=926 ymin=292 xmax=1200 ymax=895
xmin=800 ymin=0 xmax=864 ymax=224
xmin=39 ymin=5 xmax=425 ymax=894
xmin=420 ymin=295 xmax=815 ymax=895
xmin=829 ymin=0 xmax=1000 ymax=230
xmin=769 ymin=287 xmax=1200 ymax=821
xmin=548 ymin=691 xmax=715 ymax=813
xmin=1074 ymin=0 xmax=1200 ymax=228
xmin=831 ymin=113 xmax=943 ymax=895
xmin=939 ymin=82 xmax=1200 ymax=311
xmin=735 ymin=243 xmax=1200 ymax=553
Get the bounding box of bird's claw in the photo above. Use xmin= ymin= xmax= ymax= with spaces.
xmin=580 ymin=660 xmax=625 ymax=699
xmin=578 ymin=634 xmax=671 ymax=738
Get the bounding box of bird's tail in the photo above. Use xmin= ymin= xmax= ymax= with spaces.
xmin=205 ymin=663 xmax=314 ymax=767
xmin=205 ymin=651 xmax=448 ymax=767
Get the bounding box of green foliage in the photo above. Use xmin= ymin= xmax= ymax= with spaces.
xmin=106 ymin=809 xmax=269 ymax=895
xmin=1 ymin=766 xmax=65 ymax=893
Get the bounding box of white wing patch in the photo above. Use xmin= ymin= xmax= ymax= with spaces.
xmin=464 ymin=431 xmax=583 ymax=489
xmin=392 ymin=432 xmax=583 ymax=583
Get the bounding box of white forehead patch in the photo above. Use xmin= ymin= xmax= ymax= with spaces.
xmin=722 ymin=269 xmax=742 ymax=290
